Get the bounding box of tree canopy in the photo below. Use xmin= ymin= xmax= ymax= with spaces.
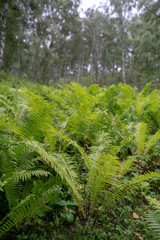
xmin=0 ymin=0 xmax=160 ymax=88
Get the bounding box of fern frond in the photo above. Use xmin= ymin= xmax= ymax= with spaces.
xmin=0 ymin=170 xmax=50 ymax=190
xmin=0 ymin=114 xmax=21 ymax=135
xmin=71 ymin=82 xmax=88 ymax=101
xmin=4 ymin=183 xmax=19 ymax=209
xmin=146 ymin=196 xmax=160 ymax=212
xmin=74 ymin=95 xmax=97 ymax=116
xmin=136 ymin=122 xmax=148 ymax=154
xmin=140 ymin=83 xmax=151 ymax=97
xmin=136 ymin=97 xmax=148 ymax=116
xmin=0 ymin=195 xmax=41 ymax=237
xmin=102 ymin=172 xmax=160 ymax=209
xmin=145 ymin=130 xmax=160 ymax=154
xmin=87 ymin=154 xmax=120 ymax=213
xmin=25 ymin=139 xmax=84 ymax=215
xmin=0 ymin=195 xmax=49 ymax=237
xmin=14 ymin=169 xmax=51 ymax=182
xmin=127 ymin=171 xmax=160 ymax=185
xmin=0 ymin=150 xmax=19 ymax=209
xmin=146 ymin=211 xmax=160 ymax=239
xmin=48 ymin=126 xmax=91 ymax=170
xmin=120 ymin=157 xmax=136 ymax=177
xmin=0 ymin=176 xmax=63 ymax=237
xmin=18 ymin=89 xmax=53 ymax=139
xmin=0 ymin=97 xmax=15 ymax=115
xmin=68 ymin=94 xmax=98 ymax=137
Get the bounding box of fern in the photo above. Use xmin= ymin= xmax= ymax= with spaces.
xmin=146 ymin=211 xmax=160 ymax=239
xmin=120 ymin=157 xmax=136 ymax=177
xmin=136 ymin=122 xmax=148 ymax=154
xmin=1 ymin=82 xmax=160 ymax=237
xmin=0 ymin=176 xmax=62 ymax=237
xmin=24 ymin=139 xmax=84 ymax=214
xmin=102 ymin=172 xmax=160 ymax=210
xmin=134 ymin=122 xmax=160 ymax=154
xmin=144 ymin=130 xmax=160 ymax=154
xmin=145 ymin=196 xmax=160 ymax=239
xmin=0 ymin=194 xmax=50 ymax=237
xmin=87 ymin=154 xmax=120 ymax=214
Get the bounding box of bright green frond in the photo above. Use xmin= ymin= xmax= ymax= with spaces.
xmin=0 ymin=195 xmax=43 ymax=237
xmin=88 ymin=154 xmax=120 ymax=212
xmin=102 ymin=172 xmax=160 ymax=209
xmin=136 ymin=122 xmax=148 ymax=154
xmin=25 ymin=139 xmax=84 ymax=214
xmin=145 ymin=130 xmax=160 ymax=154
xmin=120 ymin=157 xmax=136 ymax=177
xmin=128 ymin=172 xmax=160 ymax=185
xmin=146 ymin=211 xmax=160 ymax=239
xmin=0 ymin=170 xmax=50 ymax=190
xmin=146 ymin=196 xmax=160 ymax=212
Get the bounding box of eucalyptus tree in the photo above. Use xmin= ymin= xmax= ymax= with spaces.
xmin=0 ymin=0 xmax=35 ymax=74
xmin=0 ymin=0 xmax=9 ymax=70
xmin=128 ymin=0 xmax=160 ymax=89
xmin=26 ymin=0 xmax=81 ymax=84
xmin=140 ymin=0 xmax=160 ymax=88
xmin=0 ymin=0 xmax=81 ymax=84
xmin=83 ymin=9 xmax=102 ymax=84
xmin=82 ymin=8 xmax=117 ymax=85
xmin=108 ymin=0 xmax=137 ymax=84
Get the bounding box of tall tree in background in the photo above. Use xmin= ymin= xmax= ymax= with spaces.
xmin=0 ymin=0 xmax=9 ymax=70
xmin=128 ymin=0 xmax=160 ymax=88
xmin=109 ymin=0 xmax=136 ymax=84
xmin=0 ymin=0 xmax=159 ymax=89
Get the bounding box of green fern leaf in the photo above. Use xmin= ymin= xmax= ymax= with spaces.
xmin=136 ymin=122 xmax=148 ymax=154
xmin=145 ymin=130 xmax=160 ymax=154
xmin=120 ymin=157 xmax=136 ymax=177
xmin=25 ymin=139 xmax=84 ymax=215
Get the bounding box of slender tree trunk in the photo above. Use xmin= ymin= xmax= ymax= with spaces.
xmin=18 ymin=40 xmax=22 ymax=76
xmin=63 ymin=65 xmax=66 ymax=83
xmin=91 ymin=51 xmax=93 ymax=84
xmin=118 ymin=0 xmax=126 ymax=84
xmin=34 ymin=34 xmax=54 ymax=83
xmin=121 ymin=19 xmax=126 ymax=84
xmin=94 ymin=42 xmax=99 ymax=84
xmin=30 ymin=40 xmax=41 ymax=82
xmin=0 ymin=0 xmax=9 ymax=71
xmin=78 ymin=62 xmax=81 ymax=84
xmin=81 ymin=55 xmax=84 ymax=85
xmin=59 ymin=64 xmax=61 ymax=82
xmin=56 ymin=64 xmax=58 ymax=83
xmin=112 ymin=60 xmax=115 ymax=85
xmin=156 ymin=46 xmax=159 ymax=88
xmin=103 ymin=50 xmax=107 ymax=86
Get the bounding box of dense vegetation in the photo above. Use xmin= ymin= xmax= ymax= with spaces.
xmin=0 ymin=0 xmax=160 ymax=88
xmin=0 ymin=0 xmax=160 ymax=239
xmin=0 ymin=72 xmax=160 ymax=239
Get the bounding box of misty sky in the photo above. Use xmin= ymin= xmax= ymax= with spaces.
xmin=80 ymin=0 xmax=105 ymax=11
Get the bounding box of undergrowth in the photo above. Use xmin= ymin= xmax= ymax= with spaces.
xmin=0 ymin=72 xmax=160 ymax=239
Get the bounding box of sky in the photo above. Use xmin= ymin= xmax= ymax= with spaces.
xmin=80 ymin=0 xmax=105 ymax=12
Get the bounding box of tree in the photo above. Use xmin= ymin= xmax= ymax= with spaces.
xmin=0 ymin=0 xmax=9 ymax=70
xmin=109 ymin=0 xmax=136 ymax=84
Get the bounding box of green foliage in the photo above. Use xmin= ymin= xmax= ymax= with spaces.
xmin=145 ymin=196 xmax=160 ymax=239
xmin=0 ymin=75 xmax=160 ymax=239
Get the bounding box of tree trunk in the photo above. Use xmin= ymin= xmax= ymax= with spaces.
xmin=121 ymin=18 xmax=126 ymax=84
xmin=59 ymin=64 xmax=61 ymax=82
xmin=78 ymin=62 xmax=81 ymax=84
xmin=0 ymin=0 xmax=9 ymax=71
xmin=103 ymin=49 xmax=108 ymax=86
xmin=30 ymin=40 xmax=41 ymax=82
